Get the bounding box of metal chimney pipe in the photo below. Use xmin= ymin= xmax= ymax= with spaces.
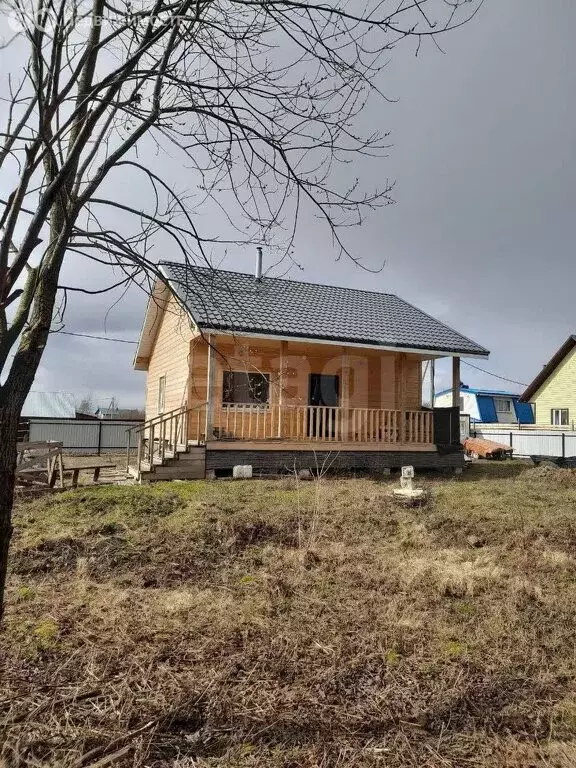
xmin=255 ymin=246 xmax=263 ymax=281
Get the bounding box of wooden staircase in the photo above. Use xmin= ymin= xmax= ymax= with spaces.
xmin=126 ymin=404 xmax=207 ymax=483
xmin=135 ymin=444 xmax=206 ymax=483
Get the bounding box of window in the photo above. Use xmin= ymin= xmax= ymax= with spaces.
xmin=158 ymin=375 xmax=166 ymax=414
xmin=551 ymin=408 xmax=569 ymax=426
xmin=459 ymin=396 xmax=465 ymax=411
xmin=494 ymin=398 xmax=512 ymax=413
xmin=223 ymin=371 xmax=270 ymax=405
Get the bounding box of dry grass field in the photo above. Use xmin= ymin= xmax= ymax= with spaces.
xmin=2 ymin=462 xmax=576 ymax=767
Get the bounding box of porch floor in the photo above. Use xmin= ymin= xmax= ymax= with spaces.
xmin=206 ymin=440 xmax=436 ymax=452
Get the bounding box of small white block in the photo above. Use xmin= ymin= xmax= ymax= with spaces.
xmin=393 ymin=487 xmax=426 ymax=501
xmin=233 ymin=465 xmax=253 ymax=479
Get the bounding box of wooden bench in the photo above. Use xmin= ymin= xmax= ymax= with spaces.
xmin=61 ymin=459 xmax=117 ymax=488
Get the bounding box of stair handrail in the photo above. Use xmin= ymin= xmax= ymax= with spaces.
xmin=125 ymin=404 xmax=188 ymax=436
xmin=125 ymin=402 xmax=208 ymax=475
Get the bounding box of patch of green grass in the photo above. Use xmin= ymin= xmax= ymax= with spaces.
xmin=3 ymin=464 xmax=576 ymax=767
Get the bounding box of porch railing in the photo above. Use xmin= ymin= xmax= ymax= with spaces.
xmin=211 ymin=404 xmax=433 ymax=445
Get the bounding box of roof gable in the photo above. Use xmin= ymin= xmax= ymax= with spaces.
xmin=158 ymin=262 xmax=489 ymax=358
xmin=520 ymin=335 xmax=576 ymax=401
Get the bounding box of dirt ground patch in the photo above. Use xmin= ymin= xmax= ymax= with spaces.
xmin=2 ymin=463 xmax=576 ymax=767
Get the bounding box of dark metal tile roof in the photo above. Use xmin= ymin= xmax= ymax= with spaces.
xmin=160 ymin=262 xmax=489 ymax=356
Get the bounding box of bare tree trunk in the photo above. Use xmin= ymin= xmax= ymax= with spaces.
xmin=0 ymin=406 xmax=19 ymax=623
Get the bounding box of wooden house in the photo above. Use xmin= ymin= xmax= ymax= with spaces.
xmin=435 ymin=386 xmax=534 ymax=425
xmin=520 ymin=335 xmax=576 ymax=428
xmin=128 ymin=259 xmax=489 ymax=481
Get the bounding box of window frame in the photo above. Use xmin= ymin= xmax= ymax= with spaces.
xmin=158 ymin=374 xmax=166 ymax=414
xmin=222 ymin=370 xmax=271 ymax=407
xmin=494 ymin=398 xmax=512 ymax=413
xmin=551 ymin=408 xmax=569 ymax=426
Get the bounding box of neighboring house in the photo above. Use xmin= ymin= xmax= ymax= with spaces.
xmin=435 ymin=386 xmax=534 ymax=425
xmin=95 ymin=407 xmax=144 ymax=421
xmin=131 ymin=258 xmax=489 ymax=480
xmin=22 ymin=391 xmax=76 ymax=419
xmin=19 ymin=390 xmax=77 ymax=442
xmin=520 ymin=335 xmax=576 ymax=427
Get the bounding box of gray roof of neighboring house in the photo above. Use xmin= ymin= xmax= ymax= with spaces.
xmin=160 ymin=261 xmax=489 ymax=357
xmin=22 ymin=391 xmax=77 ymax=418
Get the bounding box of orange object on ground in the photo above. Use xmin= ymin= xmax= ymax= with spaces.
xmin=464 ymin=437 xmax=513 ymax=459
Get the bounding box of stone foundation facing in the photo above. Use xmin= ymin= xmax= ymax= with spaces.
xmin=205 ymin=447 xmax=464 ymax=473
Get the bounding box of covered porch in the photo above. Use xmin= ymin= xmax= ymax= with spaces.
xmin=192 ymin=336 xmax=462 ymax=446
xmin=128 ymin=345 xmax=462 ymax=479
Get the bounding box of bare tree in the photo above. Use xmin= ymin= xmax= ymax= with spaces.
xmin=0 ymin=0 xmax=483 ymax=617
xmin=76 ymin=393 xmax=95 ymax=414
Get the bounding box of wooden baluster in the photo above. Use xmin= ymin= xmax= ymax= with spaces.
xmin=136 ymin=430 xmax=143 ymax=471
xmin=126 ymin=432 xmax=132 ymax=474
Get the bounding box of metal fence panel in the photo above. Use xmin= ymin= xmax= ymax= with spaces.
xmin=473 ymin=427 xmax=569 ymax=458
xmin=29 ymin=419 xmax=141 ymax=453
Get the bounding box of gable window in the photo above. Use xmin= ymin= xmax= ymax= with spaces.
xmin=223 ymin=371 xmax=270 ymax=406
xmin=494 ymin=398 xmax=512 ymax=413
xmin=551 ymin=408 xmax=569 ymax=426
xmin=158 ymin=375 xmax=166 ymax=414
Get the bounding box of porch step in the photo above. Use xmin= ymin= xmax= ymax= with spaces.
xmin=137 ymin=445 xmax=206 ymax=483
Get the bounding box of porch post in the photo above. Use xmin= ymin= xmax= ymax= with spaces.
xmin=397 ymin=353 xmax=406 ymax=443
xmin=277 ymin=340 xmax=287 ymax=437
xmin=205 ymin=334 xmax=216 ymax=441
xmin=452 ymin=356 xmax=461 ymax=409
xmin=341 ymin=347 xmax=350 ymax=441
xmin=430 ymin=359 xmax=435 ymax=407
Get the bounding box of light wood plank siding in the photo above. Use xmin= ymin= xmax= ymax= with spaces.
xmin=188 ymin=336 xmax=423 ymax=416
xmin=530 ymin=345 xmax=576 ymax=426
xmin=144 ymin=296 xmax=196 ymax=420
xmin=147 ymin=326 xmax=426 ymax=432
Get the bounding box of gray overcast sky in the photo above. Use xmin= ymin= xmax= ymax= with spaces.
xmin=31 ymin=0 xmax=576 ymax=407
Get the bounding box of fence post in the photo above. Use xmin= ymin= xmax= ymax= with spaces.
xmin=509 ymin=431 xmax=513 ymax=449
xmin=97 ymin=420 xmax=103 ymax=456
xmin=562 ymin=432 xmax=566 ymax=459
